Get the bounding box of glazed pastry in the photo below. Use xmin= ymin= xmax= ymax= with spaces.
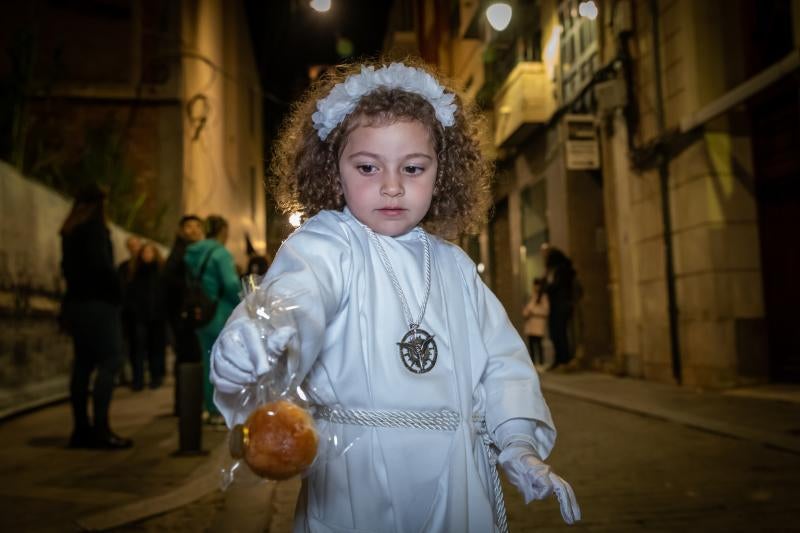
xmin=230 ymin=400 xmax=318 ymax=480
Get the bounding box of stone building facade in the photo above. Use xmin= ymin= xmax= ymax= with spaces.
xmin=384 ymin=0 xmax=800 ymax=387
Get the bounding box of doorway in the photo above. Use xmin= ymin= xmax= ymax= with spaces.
xmin=751 ymin=76 xmax=800 ymax=382
xmin=489 ymin=198 xmax=512 ymax=310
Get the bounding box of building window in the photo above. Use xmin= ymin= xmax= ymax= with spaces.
xmin=558 ymin=0 xmax=598 ymax=102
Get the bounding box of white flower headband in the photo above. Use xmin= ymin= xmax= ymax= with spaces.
xmin=311 ymin=63 xmax=457 ymax=140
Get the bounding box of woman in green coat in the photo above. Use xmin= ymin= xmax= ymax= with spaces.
xmin=183 ymin=215 xmax=241 ymax=421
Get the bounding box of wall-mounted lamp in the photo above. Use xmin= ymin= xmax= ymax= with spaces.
xmin=485 ymin=3 xmax=513 ymax=31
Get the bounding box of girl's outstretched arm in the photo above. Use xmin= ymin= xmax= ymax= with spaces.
xmin=210 ymin=216 xmax=352 ymax=426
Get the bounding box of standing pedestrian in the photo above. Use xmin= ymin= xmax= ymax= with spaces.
xmin=163 ymin=215 xmax=205 ymax=414
xmin=245 ymin=232 xmax=269 ymax=276
xmin=117 ymin=235 xmax=141 ymax=385
xmin=128 ymin=242 xmax=167 ymax=390
xmin=523 ymin=277 xmax=549 ymax=367
xmin=211 ymin=60 xmax=580 ymax=530
xmin=59 ymin=183 xmax=132 ymax=449
xmin=543 ymin=246 xmax=578 ymax=370
xmin=184 ymin=215 xmax=240 ymax=425
xmin=163 ymin=215 xmax=204 ymax=363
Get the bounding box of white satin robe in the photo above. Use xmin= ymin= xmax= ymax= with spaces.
xmin=213 ymin=208 xmax=556 ymax=533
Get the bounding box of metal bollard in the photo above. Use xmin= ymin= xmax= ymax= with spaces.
xmin=175 ymin=361 xmax=205 ymax=455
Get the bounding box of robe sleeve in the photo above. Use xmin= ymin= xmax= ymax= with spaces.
xmin=452 ymin=246 xmax=557 ymax=459
xmin=212 ymin=215 xmax=352 ymax=422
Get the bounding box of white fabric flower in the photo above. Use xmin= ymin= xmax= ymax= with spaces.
xmin=312 ymin=63 xmax=457 ymax=140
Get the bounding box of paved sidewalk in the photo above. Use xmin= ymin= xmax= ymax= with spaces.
xmin=539 ymin=370 xmax=800 ymax=454
xmin=4 ymin=370 xmax=798 ymax=532
xmin=0 ymin=378 xmax=236 ymax=532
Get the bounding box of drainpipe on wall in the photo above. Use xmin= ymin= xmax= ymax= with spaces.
xmin=649 ymin=0 xmax=682 ymax=384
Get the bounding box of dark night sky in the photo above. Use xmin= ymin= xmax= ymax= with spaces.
xmin=244 ymin=0 xmax=394 ymax=138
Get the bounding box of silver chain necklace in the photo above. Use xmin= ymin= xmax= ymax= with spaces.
xmin=365 ymin=227 xmax=438 ymax=374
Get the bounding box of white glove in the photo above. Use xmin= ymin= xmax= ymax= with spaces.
xmin=210 ymin=317 xmax=296 ymax=393
xmin=498 ymin=444 xmax=581 ymax=524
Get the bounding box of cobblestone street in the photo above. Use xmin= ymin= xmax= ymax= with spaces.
xmin=503 ymin=392 xmax=800 ymax=532
xmin=118 ymin=384 xmax=800 ymax=532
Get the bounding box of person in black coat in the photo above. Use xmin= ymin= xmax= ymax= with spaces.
xmin=128 ymin=242 xmax=168 ymax=390
xmin=117 ymin=235 xmax=141 ymax=385
xmin=162 ymin=215 xmax=204 ymax=415
xmin=543 ymin=246 xmax=579 ymax=370
xmin=162 ymin=215 xmax=204 ymax=365
xmin=60 ymin=184 xmax=132 ymax=449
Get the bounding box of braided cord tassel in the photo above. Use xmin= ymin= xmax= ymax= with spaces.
xmin=476 ymin=417 xmax=510 ymax=533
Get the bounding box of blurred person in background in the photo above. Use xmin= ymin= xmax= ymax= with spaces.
xmin=543 ymin=246 xmax=579 ymax=371
xmin=163 ymin=215 xmax=204 ymax=365
xmin=245 ymin=232 xmax=269 ymax=276
xmin=117 ymin=235 xmax=141 ymax=386
xmin=183 ymin=215 xmax=240 ymax=424
xmin=522 ymin=277 xmax=549 ymax=368
xmin=59 ymin=183 xmax=132 ymax=449
xmin=163 ymin=214 xmax=205 ymax=414
xmin=128 ymin=242 xmax=167 ymax=390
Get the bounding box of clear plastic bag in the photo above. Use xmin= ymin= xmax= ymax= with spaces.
xmin=218 ymin=275 xmax=361 ymax=489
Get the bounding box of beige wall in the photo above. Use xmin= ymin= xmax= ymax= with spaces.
xmin=602 ymin=114 xmax=644 ymax=376
xmin=600 ymin=0 xmax=769 ymax=387
xmin=181 ymin=0 xmax=265 ymax=267
xmin=439 ymin=0 xmax=778 ymax=387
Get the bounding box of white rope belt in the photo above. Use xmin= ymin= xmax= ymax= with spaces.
xmin=315 ymin=406 xmax=460 ymax=431
xmin=314 ymin=406 xmax=509 ymax=533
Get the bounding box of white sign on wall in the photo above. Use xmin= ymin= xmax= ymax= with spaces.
xmin=565 ymin=114 xmax=600 ymax=170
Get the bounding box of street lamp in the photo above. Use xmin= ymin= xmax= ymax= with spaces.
xmin=310 ymin=0 xmax=331 ymax=13
xmin=485 ymin=2 xmax=512 ymax=32
xmin=578 ymin=1 xmax=598 ymax=20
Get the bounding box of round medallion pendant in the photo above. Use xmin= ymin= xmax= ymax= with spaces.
xmin=397 ymin=328 xmax=437 ymax=374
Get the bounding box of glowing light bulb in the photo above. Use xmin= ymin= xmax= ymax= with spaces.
xmin=289 ymin=212 xmax=303 ymax=228
xmin=310 ymin=0 xmax=331 ymax=13
xmin=477 ymin=262 xmax=486 ymax=274
xmin=485 ymin=3 xmax=512 ymax=31
xmin=578 ymin=1 xmax=598 ymax=20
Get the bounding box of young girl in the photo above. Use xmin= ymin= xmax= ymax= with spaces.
xmin=523 ymin=277 xmax=550 ymax=367
xmin=210 ymin=60 xmax=580 ymax=532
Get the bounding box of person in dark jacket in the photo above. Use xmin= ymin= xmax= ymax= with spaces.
xmin=245 ymin=232 xmax=269 ymax=276
xmin=118 ymin=235 xmax=141 ymax=385
xmin=163 ymin=215 xmax=205 ymax=366
xmin=184 ymin=215 xmax=241 ymax=424
xmin=60 ymin=184 xmax=132 ymax=449
xmin=543 ymin=246 xmax=578 ymax=370
xmin=128 ymin=242 xmax=168 ymax=390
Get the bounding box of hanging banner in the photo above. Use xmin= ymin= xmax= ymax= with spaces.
xmin=564 ymin=114 xmax=600 ymax=170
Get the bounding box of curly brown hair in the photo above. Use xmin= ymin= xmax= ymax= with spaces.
xmin=270 ymin=58 xmax=493 ymax=239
